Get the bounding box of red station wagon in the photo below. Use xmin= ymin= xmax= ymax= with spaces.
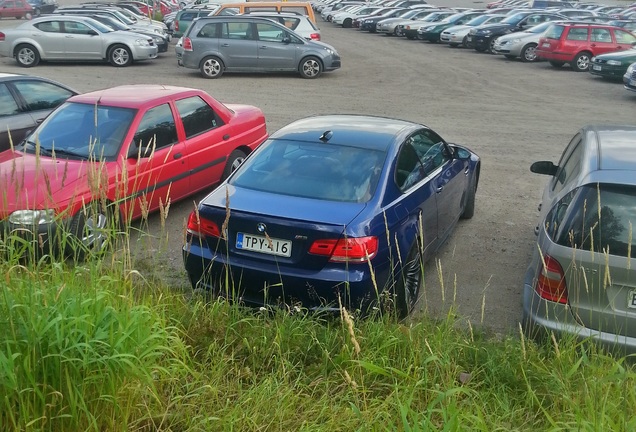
xmin=0 ymin=85 xmax=268 ymax=255
xmin=536 ymin=22 xmax=636 ymax=71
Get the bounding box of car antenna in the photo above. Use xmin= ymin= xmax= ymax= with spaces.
xmin=319 ymin=130 xmax=332 ymax=142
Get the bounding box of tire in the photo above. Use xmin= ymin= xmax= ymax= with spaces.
xmin=343 ymin=18 xmax=352 ymax=28
xmin=67 ymin=204 xmax=116 ymax=261
xmin=24 ymin=12 xmax=32 ymax=19
xmin=108 ymin=44 xmax=132 ymax=67
xmin=222 ymin=149 xmax=247 ymax=181
xmin=394 ymin=241 xmax=423 ymax=319
xmin=299 ymin=56 xmax=322 ymax=79
xmin=394 ymin=27 xmax=401 ymax=36
xmin=33 ymin=8 xmax=40 ymax=17
xmin=15 ymin=44 xmax=39 ymax=67
xmin=488 ymin=38 xmax=497 ymax=54
xmin=549 ymin=60 xmax=564 ymax=68
xmin=572 ymin=51 xmax=591 ymax=72
xmin=461 ymin=35 xmax=468 ymax=48
xmin=200 ymin=56 xmax=224 ymax=78
xmin=416 ymin=32 xmax=425 ymax=40
xmin=504 ymin=54 xmax=516 ymax=60
xmin=461 ymin=176 xmax=477 ymax=220
xmin=520 ymin=43 xmax=537 ymax=62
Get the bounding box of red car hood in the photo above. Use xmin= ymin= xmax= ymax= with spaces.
xmin=0 ymin=150 xmax=97 ymax=217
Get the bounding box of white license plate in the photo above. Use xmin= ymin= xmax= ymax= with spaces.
xmin=629 ymin=290 xmax=636 ymax=309
xmin=592 ymin=65 xmax=602 ymax=71
xmin=542 ymin=42 xmax=550 ymax=48
xmin=236 ymin=232 xmax=292 ymax=257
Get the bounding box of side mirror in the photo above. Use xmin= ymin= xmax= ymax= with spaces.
xmin=530 ymin=161 xmax=558 ymax=176
xmin=282 ymin=35 xmax=291 ymax=44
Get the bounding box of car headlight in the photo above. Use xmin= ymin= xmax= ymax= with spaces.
xmin=135 ymin=39 xmax=151 ymax=47
xmin=510 ymin=38 xmax=521 ymax=44
xmin=9 ymin=209 xmax=55 ymax=225
xmin=324 ymin=48 xmax=335 ymax=55
xmin=469 ymin=29 xmax=476 ymax=34
xmin=422 ymin=26 xmax=433 ymax=32
xmin=364 ymin=19 xmax=373 ymax=23
xmin=153 ymin=36 xmax=163 ymax=43
xmin=627 ymin=64 xmax=636 ymax=74
xmin=481 ymin=30 xmax=492 ymax=35
xmin=607 ymin=60 xmax=622 ymax=66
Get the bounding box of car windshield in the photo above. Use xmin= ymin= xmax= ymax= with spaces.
xmin=93 ymin=15 xmax=128 ymax=31
xmin=527 ymin=21 xmax=554 ymax=33
xmin=501 ymin=12 xmax=528 ymax=25
xmin=24 ymin=102 xmax=136 ymax=160
xmin=230 ymin=140 xmax=386 ymax=203
xmin=111 ymin=10 xmax=136 ymax=25
xmin=398 ymin=9 xmax=423 ymax=19
xmin=466 ymin=15 xmax=495 ymax=26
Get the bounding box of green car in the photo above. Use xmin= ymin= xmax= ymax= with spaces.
xmin=417 ymin=11 xmax=484 ymax=43
xmin=590 ymin=49 xmax=636 ymax=80
xmin=173 ymin=7 xmax=218 ymax=37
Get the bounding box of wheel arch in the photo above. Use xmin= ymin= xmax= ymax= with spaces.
xmin=106 ymin=42 xmax=135 ymax=61
xmin=13 ymin=40 xmax=43 ymax=58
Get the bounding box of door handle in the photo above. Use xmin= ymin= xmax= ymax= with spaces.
xmin=221 ymin=43 xmax=229 ymax=47
xmin=223 ymin=134 xmax=230 ymax=140
xmin=590 ymin=43 xmax=596 ymax=47
xmin=435 ymin=186 xmax=443 ymax=193
xmin=464 ymin=167 xmax=469 ymax=175
xmin=617 ymin=46 xmax=623 ymax=49
xmin=65 ymin=35 xmax=74 ymax=38
xmin=259 ymin=46 xmax=267 ymax=49
xmin=173 ymin=153 xmax=182 ymax=159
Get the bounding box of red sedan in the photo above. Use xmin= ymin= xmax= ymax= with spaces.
xmin=0 ymin=85 xmax=267 ymax=256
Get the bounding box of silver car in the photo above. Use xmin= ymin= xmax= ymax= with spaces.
xmin=440 ymin=14 xmax=506 ymax=47
xmin=179 ymin=16 xmax=341 ymax=79
xmin=376 ymin=7 xmax=438 ymax=36
xmin=0 ymin=15 xmax=158 ymax=67
xmin=492 ymin=20 xmax=555 ymax=61
xmin=524 ymin=125 xmax=636 ymax=356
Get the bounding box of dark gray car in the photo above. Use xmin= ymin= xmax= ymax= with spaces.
xmin=178 ymin=16 xmax=341 ymax=79
xmin=524 ymin=125 xmax=636 ymax=356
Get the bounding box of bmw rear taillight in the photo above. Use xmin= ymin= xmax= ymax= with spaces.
xmin=187 ymin=211 xmax=220 ymax=238
xmin=183 ymin=37 xmax=192 ymax=51
xmin=0 ymin=32 xmax=4 ymax=42
xmin=535 ymin=254 xmax=568 ymax=304
xmin=309 ymin=236 xmax=378 ymax=262
xmin=310 ymin=33 xmax=320 ymax=40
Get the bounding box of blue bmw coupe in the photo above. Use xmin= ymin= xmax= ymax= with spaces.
xmin=183 ymin=114 xmax=480 ymax=317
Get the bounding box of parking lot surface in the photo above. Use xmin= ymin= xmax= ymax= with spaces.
xmin=1 ymin=0 xmax=634 ymax=334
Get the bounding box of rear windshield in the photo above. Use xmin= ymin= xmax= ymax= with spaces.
xmin=544 ymin=24 xmax=565 ymax=39
xmin=555 ymin=184 xmax=636 ymax=258
xmin=230 ymin=140 xmax=386 ymax=203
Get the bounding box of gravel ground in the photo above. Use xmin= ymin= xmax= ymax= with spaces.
xmin=0 ymin=0 xmax=634 ymax=334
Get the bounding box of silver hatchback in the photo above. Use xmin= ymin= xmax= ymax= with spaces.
xmin=179 ymin=16 xmax=340 ymax=78
xmin=524 ymin=125 xmax=636 ymax=355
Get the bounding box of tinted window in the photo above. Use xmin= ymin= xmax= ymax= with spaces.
xmin=0 ymin=84 xmax=19 ymax=117
xmin=225 ymin=21 xmax=251 ymax=39
xmin=545 ymin=24 xmax=565 ymax=39
xmin=34 ymin=20 xmax=62 ymax=33
xmin=256 ymin=22 xmax=284 ymax=42
xmin=557 ymin=184 xmax=636 ymax=258
xmin=175 ymin=96 xmax=223 ymax=139
xmin=13 ymin=80 xmax=74 ymax=112
xmin=134 ymin=104 xmax=178 ymax=152
xmin=566 ymin=27 xmax=589 ymax=41
xmin=197 ymin=22 xmax=220 ymax=38
xmin=30 ymin=102 xmax=135 ymax=159
xmin=231 ymin=140 xmax=386 ymax=203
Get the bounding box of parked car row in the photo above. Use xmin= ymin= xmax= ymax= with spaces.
xmin=315 ymin=0 xmax=636 ymax=94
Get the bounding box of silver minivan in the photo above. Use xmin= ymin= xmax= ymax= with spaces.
xmin=179 ymin=16 xmax=340 ymax=78
xmin=524 ymin=125 xmax=636 ymax=356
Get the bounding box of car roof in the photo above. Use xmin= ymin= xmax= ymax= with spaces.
xmin=577 ymin=125 xmax=636 ymax=186
xmin=68 ymin=85 xmax=204 ymax=108
xmin=269 ymin=114 xmax=422 ymax=152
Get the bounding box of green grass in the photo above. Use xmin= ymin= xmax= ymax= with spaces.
xmin=1 ymin=252 xmax=636 ymax=431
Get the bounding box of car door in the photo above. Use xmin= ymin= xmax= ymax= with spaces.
xmin=390 ymin=131 xmax=439 ymax=258
xmin=124 ymin=102 xmax=190 ymax=219
xmin=219 ymin=20 xmax=258 ymax=70
xmin=412 ymin=130 xmax=467 ymax=240
xmin=255 ymin=22 xmax=297 ymax=71
xmin=590 ymin=27 xmax=617 ymax=56
xmin=174 ymin=95 xmax=231 ymax=190
xmin=61 ymin=19 xmax=103 ymax=60
xmin=0 ymin=83 xmax=32 ymax=152
xmin=32 ymin=20 xmax=66 ymax=57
